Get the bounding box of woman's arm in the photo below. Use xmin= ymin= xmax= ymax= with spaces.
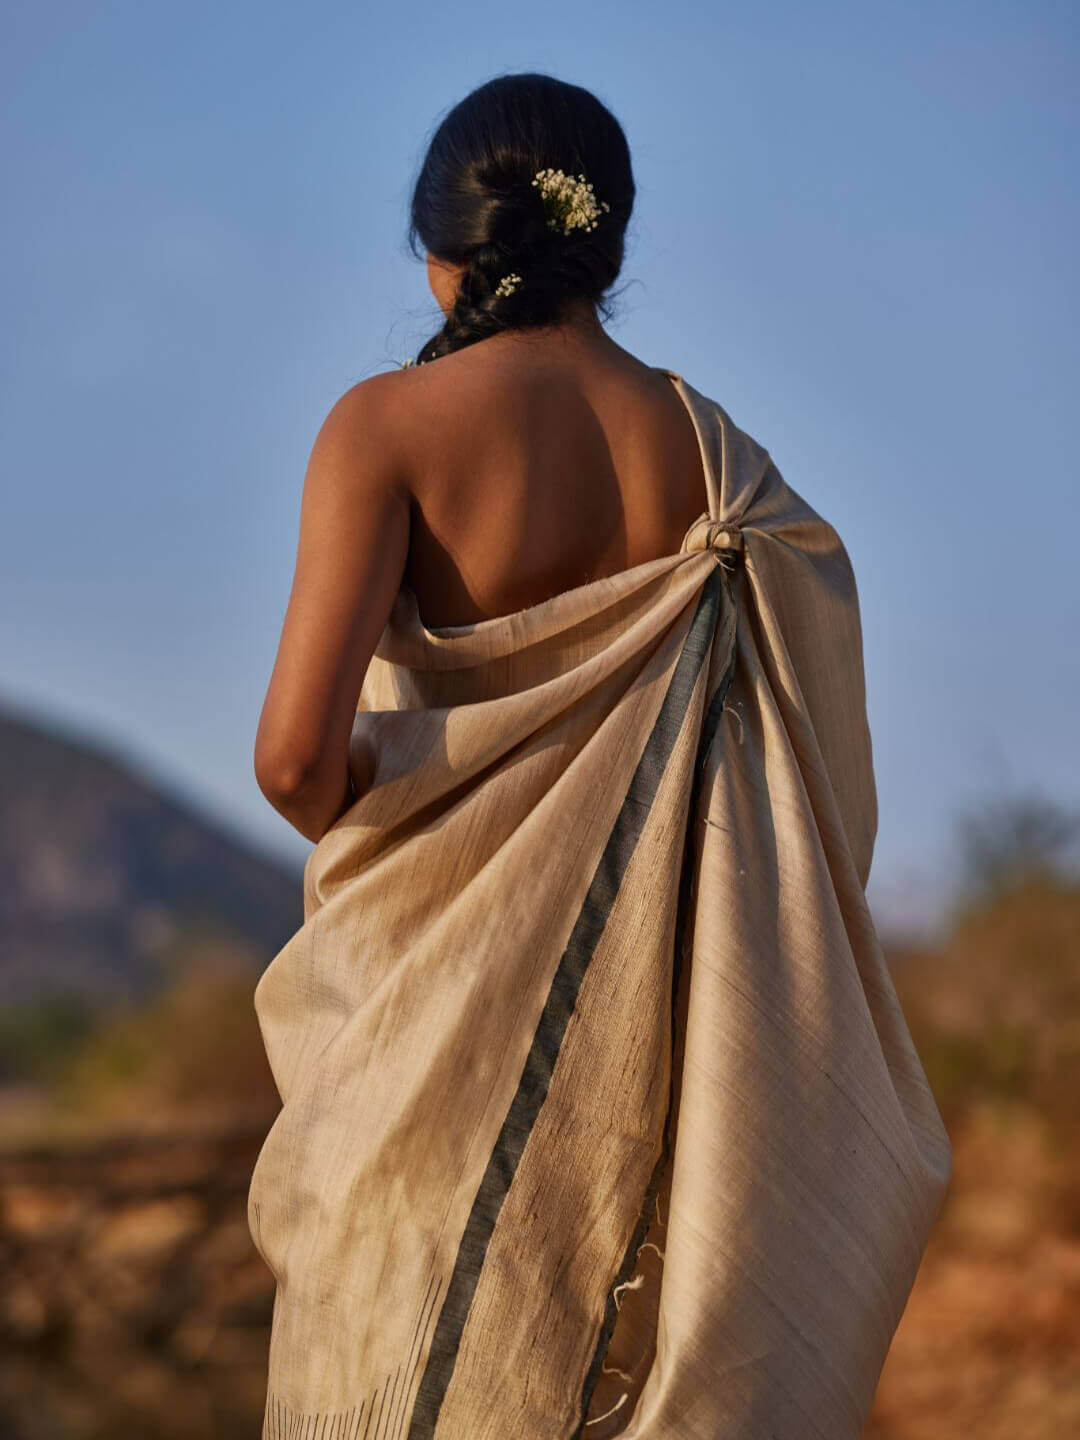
xmin=254 ymin=375 xmax=411 ymax=843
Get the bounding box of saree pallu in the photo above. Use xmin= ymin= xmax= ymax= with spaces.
xmin=247 ymin=369 xmax=952 ymax=1439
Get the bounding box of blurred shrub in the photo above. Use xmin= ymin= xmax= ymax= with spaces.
xmin=47 ymin=954 xmax=280 ymax=1127
xmin=900 ymin=872 xmax=1080 ymax=1123
xmin=0 ymin=995 xmax=99 ymax=1084
xmin=954 ymin=790 xmax=1080 ymax=908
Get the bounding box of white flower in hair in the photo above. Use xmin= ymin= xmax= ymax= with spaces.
xmin=494 ymin=272 xmax=523 ymax=298
xmin=531 ymin=167 xmax=611 ymax=235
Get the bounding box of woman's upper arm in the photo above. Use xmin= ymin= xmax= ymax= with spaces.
xmin=254 ymin=375 xmax=411 ymax=795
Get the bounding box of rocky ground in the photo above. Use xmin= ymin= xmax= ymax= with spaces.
xmin=867 ymin=1101 xmax=1080 ymax=1439
xmin=0 ymin=1115 xmax=274 ymax=1439
xmin=2 ymin=1103 xmax=1078 ymax=1439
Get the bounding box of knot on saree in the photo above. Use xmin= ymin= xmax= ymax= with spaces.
xmin=683 ymin=514 xmax=743 ymax=562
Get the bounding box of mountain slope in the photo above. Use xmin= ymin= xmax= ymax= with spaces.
xmin=0 ymin=699 xmax=303 ymax=1010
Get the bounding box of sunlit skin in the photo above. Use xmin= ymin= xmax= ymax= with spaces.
xmin=252 ymin=368 xmax=412 ymax=843
xmin=254 ymin=256 xmax=707 ymax=843
xmin=254 ymin=258 xmax=611 ymax=842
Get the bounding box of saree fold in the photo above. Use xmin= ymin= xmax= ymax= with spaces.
xmin=247 ymin=368 xmax=952 ymax=1440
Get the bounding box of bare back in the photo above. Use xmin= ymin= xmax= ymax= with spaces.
xmin=389 ymin=330 xmax=711 ymax=629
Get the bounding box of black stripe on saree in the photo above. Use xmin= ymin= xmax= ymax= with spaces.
xmin=406 ymin=564 xmax=730 ymax=1439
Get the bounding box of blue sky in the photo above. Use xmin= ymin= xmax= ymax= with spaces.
xmin=3 ymin=1 xmax=1076 ymax=934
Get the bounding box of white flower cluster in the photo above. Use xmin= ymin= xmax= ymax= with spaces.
xmin=494 ymin=272 xmax=523 ymax=298
xmin=531 ymin=167 xmax=610 ymax=235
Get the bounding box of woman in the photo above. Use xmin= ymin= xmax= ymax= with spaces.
xmin=248 ymin=72 xmax=951 ymax=1440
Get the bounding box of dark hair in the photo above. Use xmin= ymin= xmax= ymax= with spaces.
xmin=406 ymin=72 xmax=635 ymax=365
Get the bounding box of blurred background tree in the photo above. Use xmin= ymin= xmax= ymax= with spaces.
xmin=955 ymin=791 xmax=1080 ymax=906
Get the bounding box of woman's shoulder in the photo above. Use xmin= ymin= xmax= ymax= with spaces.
xmin=327 ymin=346 xmax=505 ymax=466
xmin=312 ymin=362 xmax=453 ymax=494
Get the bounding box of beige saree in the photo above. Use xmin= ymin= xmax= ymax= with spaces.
xmin=247 ymin=368 xmax=952 ymax=1440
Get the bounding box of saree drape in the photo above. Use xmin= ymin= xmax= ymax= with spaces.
xmin=247 ymin=368 xmax=952 ymax=1440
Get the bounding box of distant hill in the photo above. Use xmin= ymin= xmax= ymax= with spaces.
xmin=0 ymin=699 xmax=303 ymax=1014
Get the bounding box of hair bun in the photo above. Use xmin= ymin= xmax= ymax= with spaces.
xmin=407 ymin=72 xmax=634 ymax=363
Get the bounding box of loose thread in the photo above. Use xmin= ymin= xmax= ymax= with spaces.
xmin=585 ymin=1392 xmax=629 ymax=1426
xmin=612 ymin=1273 xmax=645 ymax=1311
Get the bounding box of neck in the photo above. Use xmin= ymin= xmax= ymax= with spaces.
xmin=555 ymin=296 xmax=604 ymax=333
xmin=525 ymin=297 xmax=612 ymax=354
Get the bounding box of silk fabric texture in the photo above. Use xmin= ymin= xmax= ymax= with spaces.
xmin=247 ymin=369 xmax=952 ymax=1439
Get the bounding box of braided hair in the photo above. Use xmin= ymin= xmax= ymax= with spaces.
xmin=406 ymin=72 xmax=635 ymax=365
